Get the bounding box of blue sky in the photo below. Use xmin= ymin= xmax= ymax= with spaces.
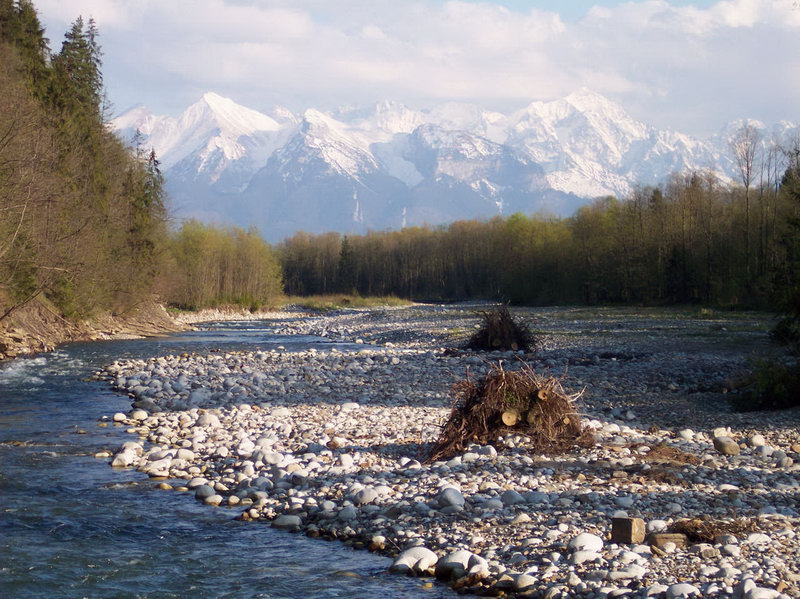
xmin=37 ymin=0 xmax=799 ymax=135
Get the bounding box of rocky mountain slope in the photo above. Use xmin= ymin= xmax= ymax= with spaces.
xmin=112 ymin=90 xmax=796 ymax=241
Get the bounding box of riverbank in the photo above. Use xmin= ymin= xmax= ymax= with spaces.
xmin=0 ymin=302 xmax=295 ymax=361
xmin=0 ymin=297 xmax=409 ymax=361
xmin=99 ymin=306 xmax=800 ymax=598
xmin=0 ymin=299 xmax=181 ymax=361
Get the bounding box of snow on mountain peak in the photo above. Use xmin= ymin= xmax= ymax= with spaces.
xmin=289 ymin=109 xmax=378 ymax=178
xmin=190 ymin=92 xmax=281 ymax=136
xmin=111 ymin=89 xmax=798 ymax=241
xmin=110 ymin=104 xmax=158 ymax=135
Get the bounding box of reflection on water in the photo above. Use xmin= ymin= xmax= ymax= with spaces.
xmin=0 ymin=321 xmax=453 ymax=598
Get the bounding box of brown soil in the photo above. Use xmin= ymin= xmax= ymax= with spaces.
xmin=0 ymin=298 xmax=182 ymax=361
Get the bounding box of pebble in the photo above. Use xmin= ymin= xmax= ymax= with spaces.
xmin=97 ymin=306 xmax=800 ymax=599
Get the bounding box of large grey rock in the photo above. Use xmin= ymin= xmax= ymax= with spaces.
xmin=337 ymin=506 xmax=358 ymax=521
xmin=437 ymin=487 xmax=465 ymax=508
xmin=272 ymin=514 xmax=302 ymax=531
xmin=194 ymin=485 xmax=216 ymax=500
xmin=500 ymin=489 xmax=525 ymax=505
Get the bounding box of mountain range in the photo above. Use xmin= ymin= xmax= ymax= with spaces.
xmin=112 ymin=89 xmax=797 ymax=242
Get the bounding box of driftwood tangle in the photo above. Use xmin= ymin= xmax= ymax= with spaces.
xmin=425 ymin=362 xmax=585 ymax=463
xmin=465 ymin=306 xmax=536 ymax=352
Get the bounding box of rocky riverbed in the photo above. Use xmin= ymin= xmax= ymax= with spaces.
xmin=98 ymin=305 xmax=800 ymax=598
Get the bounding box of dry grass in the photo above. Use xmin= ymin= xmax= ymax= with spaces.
xmin=424 ymin=362 xmax=585 ymax=463
xmin=640 ymin=443 xmax=702 ymax=465
xmin=667 ymin=517 xmax=759 ymax=543
xmin=279 ymin=294 xmax=411 ymax=311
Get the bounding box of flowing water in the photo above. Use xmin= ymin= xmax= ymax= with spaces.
xmin=0 ymin=322 xmax=454 ymax=598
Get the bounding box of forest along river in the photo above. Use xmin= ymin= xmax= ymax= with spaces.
xmin=0 ymin=320 xmax=454 ymax=598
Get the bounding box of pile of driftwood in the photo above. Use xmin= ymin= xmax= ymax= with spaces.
xmin=425 ymin=362 xmax=585 ymax=463
xmin=465 ymin=306 xmax=536 ymax=352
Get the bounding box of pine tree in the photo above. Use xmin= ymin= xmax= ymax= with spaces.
xmin=0 ymin=0 xmax=49 ymax=94
xmin=49 ymin=16 xmax=103 ymax=116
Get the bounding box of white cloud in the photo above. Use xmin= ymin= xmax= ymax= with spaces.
xmin=36 ymin=0 xmax=799 ymax=134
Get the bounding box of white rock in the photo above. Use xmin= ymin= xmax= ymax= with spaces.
xmin=514 ymin=573 xmax=538 ymax=591
xmin=745 ymin=589 xmax=780 ymax=599
xmin=111 ymin=450 xmax=135 ymax=467
xmin=353 ymin=488 xmax=379 ymax=505
xmin=744 ymin=533 xmax=772 ymax=545
xmin=568 ymin=532 xmax=604 ymax=553
xmin=570 ymin=550 xmax=601 ymax=565
xmin=647 ymin=519 xmax=669 ymax=533
xmin=608 ymin=563 xmax=646 ymax=580
xmin=390 ymin=546 xmax=438 ymax=575
xmin=666 ymin=583 xmax=701 ymax=598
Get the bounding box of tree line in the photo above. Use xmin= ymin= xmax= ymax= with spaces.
xmin=279 ymin=137 xmax=800 ymax=309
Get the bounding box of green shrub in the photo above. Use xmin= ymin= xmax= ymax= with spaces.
xmin=733 ymin=358 xmax=800 ymax=411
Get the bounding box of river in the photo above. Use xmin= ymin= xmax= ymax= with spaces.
xmin=0 ymin=321 xmax=454 ymax=598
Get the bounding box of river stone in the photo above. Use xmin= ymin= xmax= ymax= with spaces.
xmin=568 ymin=532 xmax=604 ymax=552
xmin=435 ymin=550 xmax=473 ymax=580
xmin=338 ymin=506 xmax=358 ymax=521
xmin=194 ymin=484 xmax=216 ymax=500
xmin=203 ymin=494 xmax=223 ymax=506
xmin=272 ymin=514 xmax=302 ymax=531
xmin=666 ymin=583 xmax=701 ymax=598
xmin=608 ymin=563 xmax=646 ymax=581
xmin=113 ymin=412 xmax=127 ymax=422
xmin=175 ymin=448 xmax=195 ymax=460
xmin=744 ymin=533 xmax=772 ymax=545
xmin=131 ymin=409 xmax=148 ymax=421
xmin=570 ymin=550 xmax=601 ymax=564
xmin=713 ymin=436 xmax=740 ymax=456
xmin=437 ymin=487 xmax=465 ymax=508
xmin=196 ymin=411 xmax=220 ymax=427
xmin=111 ymin=450 xmax=135 ymax=467
xmin=353 ymin=488 xmax=379 ymax=505
xmin=500 ymin=489 xmax=525 ymax=505
xmin=745 ymin=589 xmax=780 ymax=599
xmin=390 ymin=546 xmax=438 ymax=575
xmin=514 ymin=573 xmax=538 ymax=591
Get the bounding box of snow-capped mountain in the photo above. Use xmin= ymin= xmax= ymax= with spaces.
xmin=111 ymin=90 xmax=797 ymax=241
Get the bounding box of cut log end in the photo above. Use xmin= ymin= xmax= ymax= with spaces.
xmin=501 ymin=409 xmax=520 ymax=426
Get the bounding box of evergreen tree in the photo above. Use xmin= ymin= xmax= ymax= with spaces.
xmin=337 ymin=236 xmax=357 ymax=294
xmin=49 ymin=16 xmax=103 ymax=116
xmin=0 ymin=0 xmax=49 ymax=94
